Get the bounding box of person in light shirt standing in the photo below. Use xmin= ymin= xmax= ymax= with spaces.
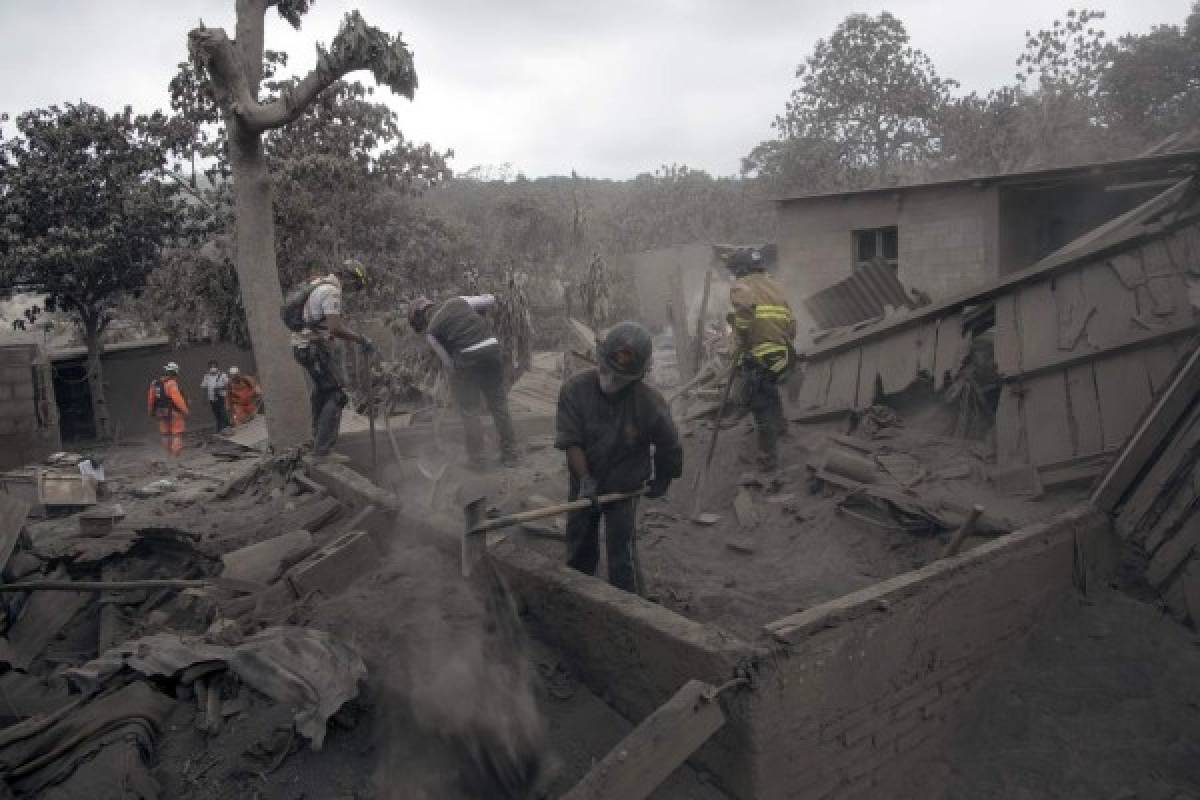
xmin=200 ymin=359 xmax=231 ymax=432
xmin=287 ymin=260 xmax=374 ymax=462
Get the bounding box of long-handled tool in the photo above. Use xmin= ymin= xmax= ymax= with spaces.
xmin=461 ymin=487 xmax=648 ymax=577
xmin=363 ymin=348 xmax=378 ymax=478
xmin=689 ymin=364 xmax=738 ymax=522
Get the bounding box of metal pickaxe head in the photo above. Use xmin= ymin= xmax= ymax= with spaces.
xmin=460 ymin=482 xmax=489 ymax=578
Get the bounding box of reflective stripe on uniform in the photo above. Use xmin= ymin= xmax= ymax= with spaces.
xmin=751 ymin=342 xmax=789 ymax=359
xmin=754 ymin=304 xmax=793 ymax=321
xmin=751 ymin=342 xmax=791 ymax=374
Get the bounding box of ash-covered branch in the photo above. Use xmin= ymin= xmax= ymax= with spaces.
xmin=243 ymin=11 xmax=417 ymax=132
xmin=187 ymin=27 xmax=259 ymax=126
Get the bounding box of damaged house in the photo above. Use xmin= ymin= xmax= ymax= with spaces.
xmin=780 ymin=150 xmax=1200 ymax=328
xmin=792 ymin=171 xmax=1200 ymax=490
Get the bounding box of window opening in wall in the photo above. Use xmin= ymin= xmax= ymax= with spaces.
xmin=853 ymin=226 xmax=898 ymax=270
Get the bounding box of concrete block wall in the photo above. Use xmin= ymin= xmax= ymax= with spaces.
xmin=898 ymin=185 xmax=998 ymax=301
xmin=748 ymin=504 xmax=1113 ymax=799
xmin=776 ymin=183 xmax=1000 ymax=306
xmin=0 ymin=344 xmax=59 ymax=469
xmin=776 ymin=193 xmax=900 ymax=299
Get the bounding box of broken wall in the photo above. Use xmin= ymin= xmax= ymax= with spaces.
xmin=625 ymin=243 xmax=719 ymax=331
xmin=491 ymin=541 xmax=764 ymax=798
xmin=749 ymin=505 xmax=1113 ymax=799
xmin=793 ymin=182 xmax=1200 ymax=483
xmin=1099 ymin=343 xmax=1200 ymax=626
xmin=0 ymin=344 xmax=60 ymax=469
xmin=993 ymin=215 xmax=1200 ymax=472
xmin=490 ymin=502 xmax=1114 ymax=800
xmin=52 ymin=339 xmax=256 ymax=441
xmin=776 ymin=183 xmax=998 ymax=303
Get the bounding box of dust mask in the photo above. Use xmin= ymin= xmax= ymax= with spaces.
xmin=597 ymin=366 xmax=636 ymax=395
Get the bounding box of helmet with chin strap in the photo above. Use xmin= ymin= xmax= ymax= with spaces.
xmin=407 ymin=296 xmax=435 ymax=332
xmin=725 ymin=247 xmax=766 ymax=278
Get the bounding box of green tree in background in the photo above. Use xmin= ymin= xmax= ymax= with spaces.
xmin=1102 ymin=2 xmax=1200 ymax=145
xmin=743 ymin=12 xmax=956 ymax=193
xmin=0 ymin=104 xmax=193 ymax=438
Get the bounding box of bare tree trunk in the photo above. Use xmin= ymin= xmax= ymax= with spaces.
xmin=189 ymin=5 xmax=419 ymax=450
xmin=83 ymin=319 xmax=111 ymax=441
xmin=227 ymin=123 xmax=311 ymax=449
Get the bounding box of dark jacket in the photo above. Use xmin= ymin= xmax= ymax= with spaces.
xmin=428 ymin=297 xmax=493 ymax=357
xmin=555 ymin=370 xmax=683 ymax=493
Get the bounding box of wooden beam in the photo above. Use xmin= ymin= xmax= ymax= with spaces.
xmin=1092 ymin=342 xmax=1200 ymax=512
xmin=562 ymin=679 xmax=726 ymax=800
xmin=999 ymin=324 xmax=1195 ymax=384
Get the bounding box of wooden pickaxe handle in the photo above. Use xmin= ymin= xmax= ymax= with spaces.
xmin=467 ymin=487 xmax=648 ymax=536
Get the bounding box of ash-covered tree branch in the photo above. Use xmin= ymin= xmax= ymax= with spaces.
xmin=188 ymin=12 xmax=416 ymax=135
xmin=187 ymin=27 xmax=259 ymax=127
xmin=245 ymin=11 xmax=417 ymax=131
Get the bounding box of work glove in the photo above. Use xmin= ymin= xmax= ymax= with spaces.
xmin=578 ymin=474 xmax=600 ymax=511
xmin=646 ymin=477 xmax=671 ymax=499
xmin=360 ymin=338 xmax=376 ymax=356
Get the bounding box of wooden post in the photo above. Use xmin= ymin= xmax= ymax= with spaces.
xmin=562 ymin=679 xmax=726 ymax=800
xmin=691 ymin=268 xmax=713 ymax=376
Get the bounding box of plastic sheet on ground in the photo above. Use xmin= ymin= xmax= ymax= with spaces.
xmin=65 ymin=626 xmax=366 ymax=750
xmin=230 ymin=627 xmax=367 ymax=749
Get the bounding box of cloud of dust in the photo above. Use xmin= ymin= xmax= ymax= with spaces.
xmin=368 ymin=450 xmax=551 ymax=799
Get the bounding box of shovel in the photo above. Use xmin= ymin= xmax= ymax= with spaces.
xmin=461 ymin=487 xmax=648 ymax=577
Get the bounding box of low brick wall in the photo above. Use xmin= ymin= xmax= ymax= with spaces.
xmin=492 ymin=504 xmax=1114 ymax=800
xmin=490 ymin=542 xmax=766 ymax=797
xmin=748 ymin=504 xmax=1114 ymax=799
xmin=315 ymin=461 xmax=1117 ymax=800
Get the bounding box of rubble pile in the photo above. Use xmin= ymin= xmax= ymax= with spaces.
xmin=0 ymin=446 xmax=377 ymax=798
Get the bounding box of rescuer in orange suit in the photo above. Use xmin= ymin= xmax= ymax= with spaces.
xmin=147 ymin=362 xmax=189 ymax=457
xmin=226 ymin=366 xmax=261 ymax=426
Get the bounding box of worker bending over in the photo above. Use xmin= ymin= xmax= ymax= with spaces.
xmin=727 ymin=247 xmax=797 ymax=472
xmin=147 ymin=362 xmax=189 ymax=457
xmin=408 ymin=293 xmax=518 ymax=469
xmin=227 ymin=366 xmax=261 ymax=426
xmin=555 ymin=322 xmax=683 ymax=594
xmin=286 ymin=260 xmax=374 ymax=462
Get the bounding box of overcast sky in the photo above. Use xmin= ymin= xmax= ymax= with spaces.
xmin=0 ymin=1 xmax=1192 ymax=178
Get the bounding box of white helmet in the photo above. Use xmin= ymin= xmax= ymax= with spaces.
xmin=164 ymin=362 xmax=180 ymax=373
xmin=228 ymin=366 xmax=240 ymax=376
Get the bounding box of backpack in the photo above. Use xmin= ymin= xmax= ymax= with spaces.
xmin=281 ymin=282 xmax=321 ymax=332
xmin=151 ymin=379 xmax=176 ymax=416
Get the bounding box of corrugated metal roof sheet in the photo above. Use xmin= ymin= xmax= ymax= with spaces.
xmin=802 ymin=262 xmax=917 ymax=329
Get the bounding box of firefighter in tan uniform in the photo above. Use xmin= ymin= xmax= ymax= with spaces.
xmin=727 ymin=247 xmax=797 ymax=471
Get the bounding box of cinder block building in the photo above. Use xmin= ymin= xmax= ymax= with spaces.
xmin=776 ymin=150 xmax=1200 ymax=304
xmin=0 ymin=343 xmax=61 ymax=470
